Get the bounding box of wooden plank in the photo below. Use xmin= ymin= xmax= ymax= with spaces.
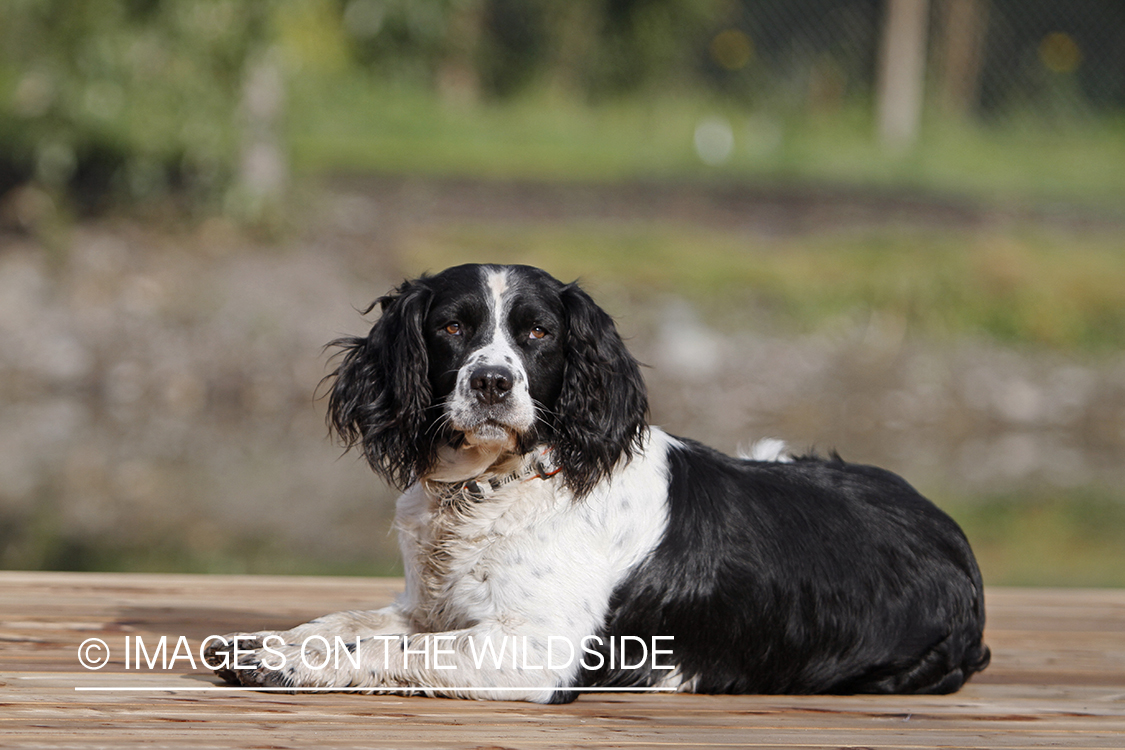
xmin=1 ymin=572 xmax=1123 ymax=749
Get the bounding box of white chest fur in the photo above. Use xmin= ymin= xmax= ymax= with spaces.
xmin=393 ymin=429 xmax=677 ymax=644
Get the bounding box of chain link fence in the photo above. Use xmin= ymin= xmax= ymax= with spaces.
xmin=694 ymin=0 xmax=1125 ymax=139
xmin=344 ymin=0 xmax=1125 ymax=122
xmin=3 ymin=0 xmax=1122 ymax=210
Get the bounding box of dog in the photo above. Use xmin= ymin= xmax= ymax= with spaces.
xmin=208 ymin=263 xmax=990 ymax=702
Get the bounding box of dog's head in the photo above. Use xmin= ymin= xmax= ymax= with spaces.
xmin=326 ymin=264 xmax=648 ymax=496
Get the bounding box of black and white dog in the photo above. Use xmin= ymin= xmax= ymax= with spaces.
xmin=210 ymin=263 xmax=989 ymax=702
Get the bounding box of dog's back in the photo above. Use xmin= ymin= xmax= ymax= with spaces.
xmin=580 ymin=438 xmax=990 ymax=696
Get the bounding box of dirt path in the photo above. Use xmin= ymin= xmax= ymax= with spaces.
xmin=327 ymin=174 xmax=1125 ymax=236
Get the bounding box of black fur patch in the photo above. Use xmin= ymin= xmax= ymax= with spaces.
xmin=579 ymin=439 xmax=989 ymax=694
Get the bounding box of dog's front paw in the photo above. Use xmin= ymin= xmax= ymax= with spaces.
xmin=229 ymin=642 xmax=305 ymax=690
xmin=205 ymin=631 xmax=287 ymax=687
xmin=210 ymin=636 xmax=362 ymax=691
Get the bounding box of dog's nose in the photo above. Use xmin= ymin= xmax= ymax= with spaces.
xmin=470 ymin=366 xmax=514 ymax=405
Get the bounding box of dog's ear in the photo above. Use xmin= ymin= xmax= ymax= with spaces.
xmin=325 ymin=279 xmax=434 ymax=489
xmin=552 ymin=283 xmax=648 ymax=496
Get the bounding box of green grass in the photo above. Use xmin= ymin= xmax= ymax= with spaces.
xmin=398 ymin=220 xmax=1125 ymax=351
xmin=2 ymin=489 xmax=403 ymax=577
xmin=14 ymin=491 xmax=1123 ymax=587
xmin=289 ymin=78 xmax=709 ymax=181
xmin=287 ymin=74 xmax=1125 ymax=210
xmin=7 ymin=528 xmax=402 ymax=578
xmin=943 ymin=491 xmax=1125 ymax=588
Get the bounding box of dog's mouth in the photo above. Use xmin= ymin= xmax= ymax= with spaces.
xmin=456 ymin=416 xmax=527 ymax=451
xmin=444 ymin=386 xmax=536 ymax=452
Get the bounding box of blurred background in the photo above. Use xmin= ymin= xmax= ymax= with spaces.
xmin=1 ymin=0 xmax=1124 ymax=585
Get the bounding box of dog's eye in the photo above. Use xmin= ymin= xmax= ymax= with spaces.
xmin=443 ymin=322 xmax=462 ymax=336
xmin=529 ymin=326 xmax=548 ymax=340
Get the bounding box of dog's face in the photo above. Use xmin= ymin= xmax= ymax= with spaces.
xmin=326 ymin=264 xmax=648 ymax=496
xmin=423 ymin=265 xmax=566 ymax=453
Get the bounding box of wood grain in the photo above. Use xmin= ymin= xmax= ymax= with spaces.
xmin=1 ymin=572 xmax=1123 ymax=749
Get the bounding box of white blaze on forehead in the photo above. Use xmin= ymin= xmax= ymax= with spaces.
xmin=484 ymin=267 xmax=510 ymax=344
xmin=482 ymin=267 xmax=514 ymax=350
xmin=486 ymin=267 xmax=509 ymax=309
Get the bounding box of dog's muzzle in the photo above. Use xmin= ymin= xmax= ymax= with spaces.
xmin=448 ymin=361 xmax=534 ymax=448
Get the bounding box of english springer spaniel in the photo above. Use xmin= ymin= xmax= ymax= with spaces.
xmin=209 ymin=263 xmax=990 ymax=702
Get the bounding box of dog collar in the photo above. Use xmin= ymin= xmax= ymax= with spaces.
xmin=424 ymin=450 xmax=560 ymax=506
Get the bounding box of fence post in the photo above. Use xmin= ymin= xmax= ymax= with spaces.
xmin=238 ymin=53 xmax=287 ymax=209
xmin=935 ymin=0 xmax=989 ymax=118
xmin=876 ymin=0 xmax=930 ymax=152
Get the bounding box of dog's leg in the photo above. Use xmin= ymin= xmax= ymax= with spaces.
xmin=221 ymin=622 xmax=584 ymax=702
xmin=206 ymin=606 xmax=409 ymax=686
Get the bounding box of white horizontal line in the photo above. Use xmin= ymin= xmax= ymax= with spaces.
xmin=74 ymin=686 xmax=676 ymax=693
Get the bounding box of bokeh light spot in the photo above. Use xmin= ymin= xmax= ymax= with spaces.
xmin=694 ymin=116 xmax=734 ymax=165
xmin=1039 ymin=32 xmax=1082 ymax=73
xmin=710 ymin=29 xmax=753 ymax=71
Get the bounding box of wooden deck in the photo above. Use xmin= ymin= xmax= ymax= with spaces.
xmin=1 ymin=571 xmax=1122 ymax=749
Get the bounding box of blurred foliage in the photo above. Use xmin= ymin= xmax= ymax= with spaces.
xmin=2 ymin=0 xmax=1124 ymax=214
xmin=336 ymin=0 xmax=724 ymax=97
xmin=0 ymin=0 xmax=272 ymax=212
xmin=0 ymin=0 xmax=728 ymax=213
